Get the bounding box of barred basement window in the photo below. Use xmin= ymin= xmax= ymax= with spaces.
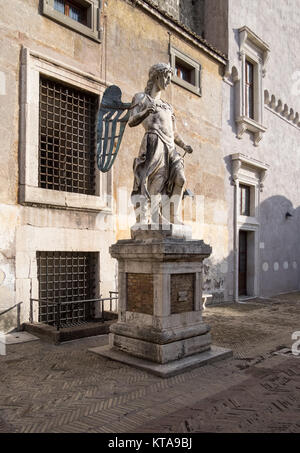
xmin=39 ymin=76 xmax=97 ymax=195
xmin=37 ymin=251 xmax=97 ymax=327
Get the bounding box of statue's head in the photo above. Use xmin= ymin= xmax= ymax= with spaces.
xmin=145 ymin=63 xmax=173 ymax=94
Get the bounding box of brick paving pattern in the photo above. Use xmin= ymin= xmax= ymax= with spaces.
xmin=0 ymin=292 xmax=300 ymax=433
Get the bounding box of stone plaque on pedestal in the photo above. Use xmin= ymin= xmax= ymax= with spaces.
xmin=89 ymin=225 xmax=232 ymax=377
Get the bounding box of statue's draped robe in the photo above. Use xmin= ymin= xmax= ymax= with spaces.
xmin=131 ymin=94 xmax=183 ymax=201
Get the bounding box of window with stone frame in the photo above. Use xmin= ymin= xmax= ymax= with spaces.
xmin=175 ymin=59 xmax=194 ymax=85
xmin=245 ymin=60 xmax=254 ymax=120
xmin=39 ymin=76 xmax=98 ymax=195
xmin=240 ymin=184 xmax=251 ymax=216
xmin=20 ymin=48 xmax=112 ymax=211
xmin=170 ymin=46 xmax=201 ymax=96
xmin=53 ymin=0 xmax=88 ymax=25
xmin=37 ymin=251 xmax=97 ymax=327
xmin=235 ymin=26 xmax=270 ymax=146
xmin=42 ymin=0 xmax=101 ymax=42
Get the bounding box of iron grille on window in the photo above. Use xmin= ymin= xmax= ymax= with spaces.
xmin=37 ymin=251 xmax=97 ymax=327
xmin=39 ymin=76 xmax=97 ymax=195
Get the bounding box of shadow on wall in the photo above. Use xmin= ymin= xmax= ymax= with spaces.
xmin=259 ymin=195 xmax=300 ymax=296
xmin=203 ymin=194 xmax=300 ymax=305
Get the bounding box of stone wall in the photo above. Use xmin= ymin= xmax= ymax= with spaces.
xmin=150 ymin=0 xmax=205 ymax=36
xmin=202 ymin=0 xmax=229 ymax=55
xmin=203 ymin=0 xmax=300 ymax=298
xmin=0 ymin=0 xmax=226 ymax=331
xmin=152 ymin=0 xmax=180 ymax=20
xmin=179 ymin=0 xmax=205 ymax=37
xmin=110 ymin=0 xmax=228 ymax=302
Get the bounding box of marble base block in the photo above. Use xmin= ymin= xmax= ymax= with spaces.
xmin=110 ymin=331 xmax=211 ymax=364
xmin=89 ymin=344 xmax=232 ymax=378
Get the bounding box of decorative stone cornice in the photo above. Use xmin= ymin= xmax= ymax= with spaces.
xmin=231 ymin=153 xmax=269 ymax=192
xmin=239 ymin=26 xmax=270 ymax=77
xmin=236 ymin=116 xmax=267 ymax=147
xmin=264 ymin=90 xmax=300 ymax=130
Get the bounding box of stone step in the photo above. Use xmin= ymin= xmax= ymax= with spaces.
xmin=23 ymin=315 xmax=117 ymax=345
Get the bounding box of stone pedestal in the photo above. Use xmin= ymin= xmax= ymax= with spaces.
xmin=90 ymin=225 xmax=231 ymax=377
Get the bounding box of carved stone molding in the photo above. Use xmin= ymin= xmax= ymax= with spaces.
xmin=264 ymin=89 xmax=300 ymax=129
xmin=232 ymin=159 xmax=242 ymax=185
xmin=254 ymin=131 xmax=263 ymax=147
xmin=234 ymin=26 xmax=269 ymax=146
xmin=231 ymin=153 xmax=269 ymax=192
xmin=259 ymin=169 xmax=267 ymax=192
xmin=239 ymin=26 xmax=270 ymax=74
xmin=236 ymin=116 xmax=267 ymax=147
xmin=236 ymin=122 xmax=247 ymax=140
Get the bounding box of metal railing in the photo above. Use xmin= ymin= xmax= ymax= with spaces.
xmin=30 ymin=294 xmax=118 ymax=331
xmin=109 ymin=291 xmax=119 ymax=311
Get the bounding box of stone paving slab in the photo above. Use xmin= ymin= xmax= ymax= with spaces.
xmin=0 ymin=331 xmax=39 ymax=345
xmin=0 ymin=293 xmax=300 ymax=433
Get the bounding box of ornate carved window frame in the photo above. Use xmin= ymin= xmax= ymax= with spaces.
xmin=19 ymin=47 xmax=112 ymax=212
xmin=42 ymin=0 xmax=102 ymax=42
xmin=170 ymin=46 xmax=202 ymax=96
xmin=235 ymin=26 xmax=270 ymax=146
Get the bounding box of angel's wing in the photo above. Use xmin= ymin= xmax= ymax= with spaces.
xmin=97 ymin=85 xmax=131 ymax=173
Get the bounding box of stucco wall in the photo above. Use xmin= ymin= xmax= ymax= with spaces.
xmin=106 ymin=0 xmax=228 ymax=301
xmin=0 ymin=0 xmax=226 ymax=331
xmin=0 ymin=0 xmax=115 ymax=331
xmin=217 ymin=0 xmax=300 ymax=297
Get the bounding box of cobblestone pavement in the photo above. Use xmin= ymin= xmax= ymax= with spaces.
xmin=0 ymin=292 xmax=300 ymax=433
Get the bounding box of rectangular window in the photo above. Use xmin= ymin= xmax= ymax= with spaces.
xmin=240 ymin=184 xmax=251 ymax=216
xmin=54 ymin=0 xmax=88 ymax=25
xmin=42 ymin=0 xmax=101 ymax=42
xmin=39 ymin=76 xmax=97 ymax=195
xmin=245 ymin=60 xmax=254 ymax=119
xmin=37 ymin=251 xmax=97 ymax=327
xmin=170 ymin=47 xmax=201 ymax=96
xmin=175 ymin=59 xmax=194 ymax=85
